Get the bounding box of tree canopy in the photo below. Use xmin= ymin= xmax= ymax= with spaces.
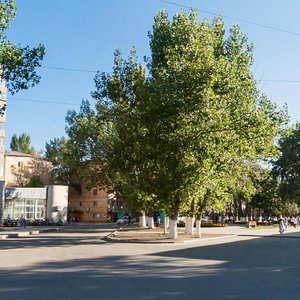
xmin=62 ymin=10 xmax=287 ymax=222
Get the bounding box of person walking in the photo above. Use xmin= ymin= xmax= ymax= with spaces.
xmin=278 ymin=214 xmax=285 ymax=234
xmin=20 ymin=215 xmax=26 ymax=228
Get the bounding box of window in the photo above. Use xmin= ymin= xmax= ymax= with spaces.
xmin=18 ymin=161 xmax=23 ymax=168
xmin=93 ymin=213 xmax=99 ymax=219
xmin=93 ymin=201 xmax=97 ymax=207
xmin=93 ymin=188 xmax=97 ymax=195
xmin=5 ymin=198 xmax=46 ymax=220
xmin=79 ymin=201 xmax=82 ymax=207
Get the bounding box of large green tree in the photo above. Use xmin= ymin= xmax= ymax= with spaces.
xmin=142 ymin=11 xmax=286 ymax=237
xmin=64 ymin=10 xmax=287 ymax=238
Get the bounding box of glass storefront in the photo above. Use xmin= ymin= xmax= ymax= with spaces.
xmin=4 ymin=198 xmax=46 ymax=220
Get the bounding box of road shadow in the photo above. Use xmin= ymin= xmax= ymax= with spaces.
xmin=0 ymin=235 xmax=300 ymax=300
xmin=1 ymin=232 xmax=300 ymax=299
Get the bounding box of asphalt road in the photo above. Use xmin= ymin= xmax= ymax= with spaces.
xmin=1 ymin=223 xmax=300 ymax=300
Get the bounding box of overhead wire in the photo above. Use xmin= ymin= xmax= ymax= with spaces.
xmin=7 ymin=97 xmax=80 ymax=106
xmin=41 ymin=66 xmax=98 ymax=73
xmin=159 ymin=0 xmax=300 ymax=37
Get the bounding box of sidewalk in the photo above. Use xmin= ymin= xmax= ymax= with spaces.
xmin=1 ymin=223 xmax=300 ymax=242
xmin=105 ymin=223 xmax=300 ymax=243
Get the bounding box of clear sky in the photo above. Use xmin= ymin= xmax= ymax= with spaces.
xmin=6 ymin=0 xmax=300 ymax=152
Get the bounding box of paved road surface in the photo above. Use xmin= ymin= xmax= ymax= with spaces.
xmin=1 ymin=223 xmax=300 ymax=300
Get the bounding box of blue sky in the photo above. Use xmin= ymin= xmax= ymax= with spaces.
xmin=6 ymin=0 xmax=300 ymax=152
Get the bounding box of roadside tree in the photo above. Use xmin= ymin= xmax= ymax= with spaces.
xmin=63 ymin=10 xmax=287 ymax=239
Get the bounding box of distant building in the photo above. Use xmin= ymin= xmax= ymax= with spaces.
xmin=0 ymin=183 xmax=68 ymax=223
xmin=0 ymin=79 xmax=68 ymax=224
xmin=68 ymin=184 xmax=125 ymax=223
xmin=0 ymin=151 xmax=65 ymax=224
xmin=4 ymin=151 xmax=52 ymax=187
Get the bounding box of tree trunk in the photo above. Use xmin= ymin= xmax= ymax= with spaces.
xmin=168 ymin=201 xmax=180 ymax=239
xmin=185 ymin=214 xmax=195 ymax=236
xmin=147 ymin=216 xmax=155 ymax=228
xmin=139 ymin=212 xmax=146 ymax=227
xmin=195 ymin=218 xmax=202 ymax=238
xmin=168 ymin=219 xmax=177 ymax=239
xmin=186 ymin=200 xmax=195 ymax=236
xmin=164 ymin=215 xmax=169 ymax=235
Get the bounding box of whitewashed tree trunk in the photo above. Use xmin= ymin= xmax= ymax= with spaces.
xmin=164 ymin=215 xmax=169 ymax=235
xmin=186 ymin=216 xmax=194 ymax=235
xmin=165 ymin=216 xmax=169 ymax=228
xmin=139 ymin=212 xmax=146 ymax=227
xmin=196 ymin=219 xmax=202 ymax=238
xmin=168 ymin=219 xmax=178 ymax=239
xmin=147 ymin=216 xmax=155 ymax=228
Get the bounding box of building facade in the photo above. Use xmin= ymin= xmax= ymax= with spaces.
xmin=4 ymin=151 xmax=52 ymax=187
xmin=0 ymin=183 xmax=68 ymax=224
xmin=68 ymin=185 xmax=125 ymax=223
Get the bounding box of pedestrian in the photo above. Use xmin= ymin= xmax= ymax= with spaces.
xmin=278 ymin=214 xmax=285 ymax=234
xmin=20 ymin=215 xmax=26 ymax=228
xmin=128 ymin=215 xmax=132 ymax=225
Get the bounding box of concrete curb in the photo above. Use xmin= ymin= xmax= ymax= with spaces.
xmin=0 ymin=227 xmax=59 ymax=239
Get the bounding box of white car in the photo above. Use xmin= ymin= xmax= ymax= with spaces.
xmin=116 ymin=216 xmax=132 ymax=225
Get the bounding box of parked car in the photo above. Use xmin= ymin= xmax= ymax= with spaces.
xmin=116 ymin=216 xmax=133 ymax=225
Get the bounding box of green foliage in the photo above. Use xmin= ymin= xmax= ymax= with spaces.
xmin=251 ymin=169 xmax=282 ymax=215
xmin=25 ymin=175 xmax=44 ymax=187
xmin=272 ymin=124 xmax=300 ymax=204
xmin=62 ymin=10 xmax=287 ymax=217
xmin=144 ymin=10 xmax=286 ymax=215
xmin=44 ymin=136 xmax=80 ymax=185
xmin=10 ymin=133 xmax=35 ymax=154
xmin=0 ymin=0 xmax=44 ymax=97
